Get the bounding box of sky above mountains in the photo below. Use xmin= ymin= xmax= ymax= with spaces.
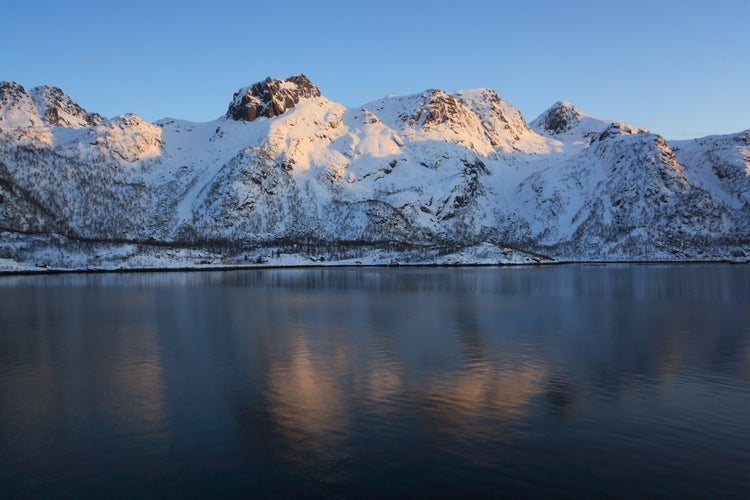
xmin=1 ymin=0 xmax=747 ymax=139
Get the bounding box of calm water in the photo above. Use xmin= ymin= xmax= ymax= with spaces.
xmin=1 ymin=265 xmax=749 ymax=498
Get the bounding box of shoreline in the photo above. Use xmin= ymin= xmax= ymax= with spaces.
xmin=1 ymin=258 xmax=746 ymax=277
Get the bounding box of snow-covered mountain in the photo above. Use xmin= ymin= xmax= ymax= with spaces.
xmin=0 ymin=76 xmax=747 ymax=271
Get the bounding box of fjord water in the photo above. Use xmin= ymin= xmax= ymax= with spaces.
xmin=1 ymin=265 xmax=749 ymax=498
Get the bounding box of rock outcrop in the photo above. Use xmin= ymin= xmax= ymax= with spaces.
xmin=532 ymin=101 xmax=584 ymax=135
xmin=226 ymin=74 xmax=321 ymax=122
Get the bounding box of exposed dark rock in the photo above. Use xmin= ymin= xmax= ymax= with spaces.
xmin=0 ymin=81 xmax=35 ymax=127
xmin=596 ymin=122 xmax=646 ymax=142
xmin=734 ymin=131 xmax=750 ymax=145
xmin=407 ymin=90 xmax=467 ymax=128
xmin=0 ymin=82 xmax=104 ymax=129
xmin=29 ymin=86 xmax=104 ymax=127
xmin=226 ymin=75 xmax=321 ymax=122
xmin=0 ymin=81 xmax=27 ymax=103
xmin=539 ymin=101 xmax=582 ymax=134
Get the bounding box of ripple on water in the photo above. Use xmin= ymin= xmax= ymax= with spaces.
xmin=0 ymin=265 xmax=749 ymax=497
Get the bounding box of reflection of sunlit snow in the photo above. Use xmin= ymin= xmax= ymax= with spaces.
xmin=418 ymin=358 xmax=547 ymax=439
xmin=267 ymin=329 xmax=351 ymax=461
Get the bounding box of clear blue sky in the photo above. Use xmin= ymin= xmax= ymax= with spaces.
xmin=1 ymin=0 xmax=748 ymax=139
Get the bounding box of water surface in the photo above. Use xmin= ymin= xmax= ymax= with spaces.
xmin=1 ymin=265 xmax=749 ymax=497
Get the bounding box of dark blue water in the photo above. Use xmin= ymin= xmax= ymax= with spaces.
xmin=1 ymin=265 xmax=749 ymax=498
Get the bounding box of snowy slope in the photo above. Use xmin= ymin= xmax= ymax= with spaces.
xmin=0 ymin=75 xmax=747 ymax=271
xmin=670 ymin=131 xmax=750 ymax=211
xmin=0 ymin=82 xmax=41 ymax=128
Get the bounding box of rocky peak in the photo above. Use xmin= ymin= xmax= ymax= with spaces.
xmin=226 ymin=74 xmax=321 ymax=122
xmin=406 ymin=89 xmax=468 ymax=129
xmin=0 ymin=81 xmax=26 ymax=101
xmin=455 ymin=88 xmax=542 ymax=149
xmin=28 ymin=86 xmax=104 ymax=128
xmin=532 ymin=101 xmax=584 ymax=135
xmin=390 ymin=88 xmax=547 ymax=154
xmin=0 ymin=82 xmax=104 ymax=129
xmin=594 ymin=122 xmax=649 ymax=142
xmin=0 ymin=81 xmax=40 ymax=128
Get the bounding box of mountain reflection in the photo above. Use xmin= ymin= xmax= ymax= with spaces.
xmin=267 ymin=330 xmax=350 ymax=455
xmin=418 ymin=359 xmax=546 ymax=437
xmin=1 ymin=265 xmax=750 ymax=497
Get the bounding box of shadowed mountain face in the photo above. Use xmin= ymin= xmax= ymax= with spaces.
xmin=0 ymin=75 xmax=748 ymax=270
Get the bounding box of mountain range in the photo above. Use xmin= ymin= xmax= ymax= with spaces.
xmin=0 ymin=75 xmax=748 ymax=271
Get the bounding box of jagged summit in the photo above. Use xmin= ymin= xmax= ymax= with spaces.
xmin=0 ymin=81 xmax=39 ymax=128
xmin=0 ymin=81 xmax=103 ymax=129
xmin=0 ymin=81 xmax=26 ymax=103
xmin=532 ymin=101 xmax=585 ymax=135
xmin=225 ymin=74 xmax=321 ymax=122
xmin=531 ymin=100 xmax=648 ymax=145
xmin=29 ymin=85 xmax=104 ymax=128
xmin=362 ymin=87 xmax=549 ymax=155
xmin=402 ymin=89 xmax=467 ymax=129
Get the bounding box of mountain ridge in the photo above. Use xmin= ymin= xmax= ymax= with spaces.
xmin=0 ymin=76 xmax=747 ymax=271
